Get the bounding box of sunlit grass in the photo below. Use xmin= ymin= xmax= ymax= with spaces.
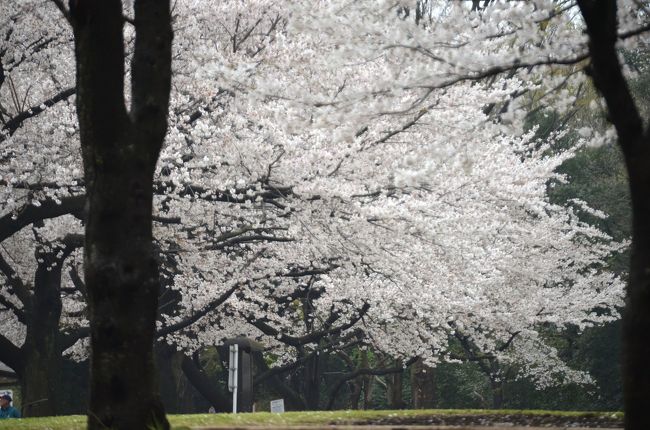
xmin=0 ymin=409 xmax=624 ymax=429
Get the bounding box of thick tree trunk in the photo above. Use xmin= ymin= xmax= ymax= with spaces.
xmin=386 ymin=361 xmax=405 ymax=409
xmin=155 ymin=343 xmax=179 ymax=413
xmin=84 ymin=162 xmax=167 ymax=429
xmin=303 ymin=353 xmax=321 ymax=410
xmin=576 ymin=2 xmax=650 ymax=429
xmin=361 ymin=373 xmax=374 ymax=409
xmin=21 ymin=348 xmax=59 ymax=417
xmin=621 ymin=159 xmax=650 ymax=430
xmin=69 ymin=1 xmax=173 ymax=428
xmin=410 ymin=358 xmax=436 ymax=409
xmin=490 ymin=379 xmax=504 ymax=409
xmin=21 ymin=250 xmax=65 ymax=417
xmin=359 ymin=351 xmax=373 ymax=409
xmin=347 ymin=351 xmax=365 ymax=410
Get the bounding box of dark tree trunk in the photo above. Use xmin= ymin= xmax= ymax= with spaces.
xmin=155 ymin=344 xmax=185 ymax=413
xmin=576 ymin=2 xmax=650 ymax=429
xmin=180 ymin=354 xmax=232 ymax=412
xmin=359 ymin=350 xmax=373 ymax=409
xmin=346 ymin=351 xmax=366 ymax=410
xmin=386 ymin=361 xmax=405 ymax=409
xmin=68 ymin=1 xmax=173 ymax=428
xmin=21 ymin=338 xmax=60 ymax=418
xmin=348 ymin=379 xmax=362 ymax=410
xmin=490 ymin=379 xmax=503 ymax=409
xmin=0 ymin=235 xmax=80 ymax=417
xmin=621 ymin=148 xmax=650 ymax=430
xmin=303 ymin=353 xmax=320 ymax=410
xmin=410 ymin=358 xmax=436 ymax=409
xmin=20 ymin=249 xmax=65 ymax=417
xmin=83 ymin=154 xmax=167 ymax=430
xmin=361 ymin=373 xmax=374 ymax=409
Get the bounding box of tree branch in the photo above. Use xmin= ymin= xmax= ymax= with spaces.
xmin=0 ymin=195 xmax=85 ymax=243
xmin=59 ymin=327 xmax=90 ymax=352
xmin=0 ymin=292 xmax=26 ymax=324
xmin=0 ymin=252 xmax=32 ymax=310
xmin=577 ymin=0 xmax=645 ymax=157
xmin=252 ymin=352 xmax=307 ymax=410
xmin=326 ymin=356 xmax=417 ymax=410
xmin=250 ymin=302 xmax=370 ymax=348
xmin=156 ymin=282 xmax=240 ymax=338
xmin=1 ymin=87 xmax=75 ymax=138
xmin=0 ymin=332 xmax=23 ymax=375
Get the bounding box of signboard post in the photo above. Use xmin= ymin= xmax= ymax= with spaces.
xmin=223 ymin=337 xmax=263 ymax=413
xmin=228 ymin=344 xmax=239 ymax=413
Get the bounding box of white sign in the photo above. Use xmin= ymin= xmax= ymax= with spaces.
xmin=270 ymin=398 xmax=285 ymax=413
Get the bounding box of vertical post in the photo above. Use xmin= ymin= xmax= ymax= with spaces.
xmin=228 ymin=344 xmax=239 ymax=413
xmin=239 ymin=350 xmax=253 ymax=411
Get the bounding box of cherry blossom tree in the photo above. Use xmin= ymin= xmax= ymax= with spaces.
xmin=249 ymin=0 xmax=647 ymax=424
xmin=148 ymin=1 xmax=626 ymax=411
xmin=0 ymin=0 xmax=86 ymax=416
xmin=0 ymin=0 xmax=633 ymax=419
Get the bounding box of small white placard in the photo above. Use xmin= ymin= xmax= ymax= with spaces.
xmin=269 ymin=398 xmax=285 ymax=413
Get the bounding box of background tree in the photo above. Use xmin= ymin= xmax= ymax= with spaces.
xmin=1 ymin=0 xmax=639 ymax=419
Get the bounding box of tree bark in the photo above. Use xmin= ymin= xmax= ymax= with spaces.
xmin=576 ymin=2 xmax=650 ymax=429
xmin=0 ymin=234 xmax=81 ymax=417
xmin=348 ymin=379 xmax=362 ymax=410
xmin=20 ymin=249 xmax=65 ymax=417
xmin=410 ymin=358 xmax=436 ymax=409
xmin=155 ymin=344 xmax=185 ymax=413
xmin=386 ymin=360 xmax=405 ymax=409
xmin=303 ymin=352 xmax=321 ymax=410
xmin=361 ymin=372 xmax=374 ymax=409
xmin=359 ymin=350 xmax=372 ymax=409
xmin=68 ymin=1 xmax=173 ymax=428
xmin=619 ymin=151 xmax=650 ymax=430
xmin=490 ymin=378 xmax=503 ymax=409
xmin=83 ymin=152 xmax=168 ymax=430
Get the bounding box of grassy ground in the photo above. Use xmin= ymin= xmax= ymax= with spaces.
xmin=0 ymin=409 xmax=624 ymax=430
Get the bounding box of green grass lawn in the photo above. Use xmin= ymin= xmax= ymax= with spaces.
xmin=0 ymin=409 xmax=624 ymax=430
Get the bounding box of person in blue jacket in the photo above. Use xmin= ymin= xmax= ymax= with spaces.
xmin=0 ymin=394 xmax=20 ymax=418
